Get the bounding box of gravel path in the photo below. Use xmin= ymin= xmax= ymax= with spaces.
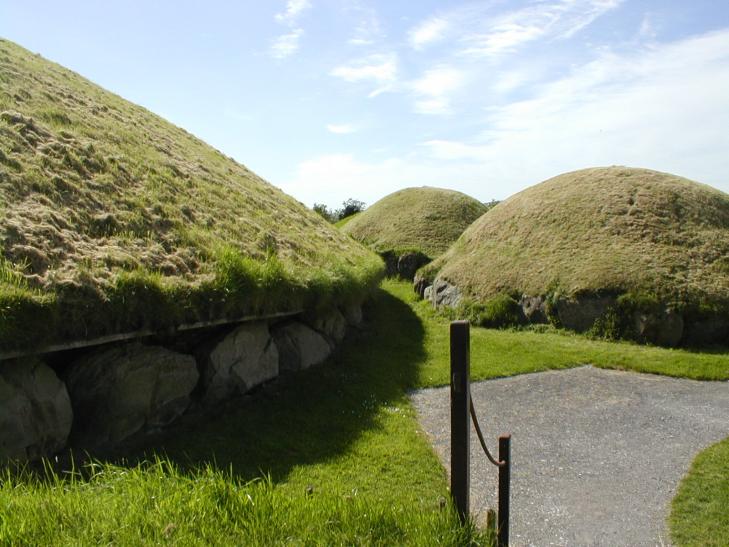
xmin=410 ymin=366 xmax=729 ymax=547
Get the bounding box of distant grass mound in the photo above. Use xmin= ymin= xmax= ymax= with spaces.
xmin=0 ymin=39 xmax=383 ymax=353
xmin=420 ymin=167 xmax=729 ymax=346
xmin=342 ymin=187 xmax=488 ymax=279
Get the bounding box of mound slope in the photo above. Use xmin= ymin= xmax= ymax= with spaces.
xmin=0 ymin=39 xmax=382 ymax=353
xmin=342 ymin=187 xmax=488 ymax=258
xmin=420 ymin=167 xmax=729 ymax=345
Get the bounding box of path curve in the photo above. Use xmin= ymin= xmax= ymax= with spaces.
xmin=410 ymin=366 xmax=729 ymax=547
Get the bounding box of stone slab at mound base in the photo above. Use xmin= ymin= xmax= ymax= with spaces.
xmin=0 ymin=359 xmax=72 ymax=459
xmin=198 ymin=321 xmax=279 ymax=406
xmin=65 ymin=343 xmax=199 ymax=447
xmin=272 ymin=322 xmax=332 ymax=372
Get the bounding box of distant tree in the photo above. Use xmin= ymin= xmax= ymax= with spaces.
xmin=336 ymin=198 xmax=366 ymax=220
xmin=313 ymin=202 xmax=335 ymax=223
xmin=484 ymin=199 xmax=500 ymax=211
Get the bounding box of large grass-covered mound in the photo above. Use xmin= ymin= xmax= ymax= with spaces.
xmin=420 ymin=167 xmax=729 ymax=345
xmin=342 ymin=187 xmax=488 ymax=258
xmin=0 ymin=39 xmax=383 ymax=353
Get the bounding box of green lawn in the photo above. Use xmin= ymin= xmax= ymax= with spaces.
xmin=1 ymin=279 xmax=727 ymax=545
xmin=670 ymin=437 xmax=729 ymax=546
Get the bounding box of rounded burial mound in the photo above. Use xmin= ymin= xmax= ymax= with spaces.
xmin=419 ymin=167 xmax=729 ymax=347
xmin=342 ymin=187 xmax=488 ymax=278
xmin=0 ymin=39 xmax=382 ymax=354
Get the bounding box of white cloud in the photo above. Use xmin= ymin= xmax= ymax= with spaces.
xmin=281 ymin=153 xmax=490 ymax=209
xmin=270 ymin=0 xmax=311 ymax=59
xmin=422 ymin=29 xmax=729 ymax=194
xmin=271 ymin=29 xmax=304 ymax=59
xmin=326 ymin=123 xmax=357 ymax=134
xmin=409 ymin=17 xmax=449 ymax=50
xmin=411 ymin=66 xmax=465 ymax=114
xmin=460 ymin=0 xmax=623 ymax=57
xmin=283 ymin=29 xmax=729 ymax=209
xmin=275 ymin=0 xmax=311 ymax=25
xmin=330 ymin=53 xmax=397 ymax=83
xmin=347 ymin=4 xmax=382 ymax=46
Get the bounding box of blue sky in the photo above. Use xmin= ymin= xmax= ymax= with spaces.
xmin=2 ymin=1 xmax=729 ymax=209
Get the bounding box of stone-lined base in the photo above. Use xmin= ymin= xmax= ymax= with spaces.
xmin=0 ymin=301 xmax=365 ymax=460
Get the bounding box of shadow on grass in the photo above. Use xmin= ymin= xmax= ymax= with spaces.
xmin=93 ymin=286 xmax=427 ymax=483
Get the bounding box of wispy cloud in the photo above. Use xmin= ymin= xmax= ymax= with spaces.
xmin=326 ymin=123 xmax=357 ymax=134
xmin=271 ymin=0 xmax=311 ymax=59
xmin=422 ymin=29 xmax=729 ymax=192
xmin=411 ymin=66 xmax=465 ymax=114
xmin=275 ymin=0 xmax=311 ymax=25
xmin=271 ymin=29 xmax=305 ymax=59
xmin=409 ymin=17 xmax=449 ymax=50
xmin=330 ymin=53 xmax=398 ymax=96
xmin=460 ymin=0 xmax=623 ymax=57
xmin=347 ymin=3 xmax=382 ymax=46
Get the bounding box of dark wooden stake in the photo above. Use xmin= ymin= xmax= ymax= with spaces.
xmin=498 ymin=434 xmax=512 ymax=547
xmin=450 ymin=320 xmax=470 ymax=523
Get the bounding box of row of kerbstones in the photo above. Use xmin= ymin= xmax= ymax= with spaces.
xmin=0 ymin=304 xmax=362 ymax=460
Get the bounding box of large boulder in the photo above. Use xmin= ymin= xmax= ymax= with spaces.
xmin=272 ymin=321 xmax=331 ymax=372
xmin=632 ymin=308 xmax=684 ymax=347
xmin=65 ymin=343 xmax=198 ymax=446
xmin=520 ymin=295 xmax=548 ymax=324
xmin=431 ymin=278 xmax=462 ymax=307
xmin=341 ymin=302 xmax=363 ymax=328
xmin=198 ymin=322 xmax=278 ymax=405
xmin=309 ymin=308 xmax=348 ymax=346
xmin=0 ymin=358 xmax=72 ymax=460
xmin=397 ymin=252 xmax=430 ymax=280
xmin=555 ymin=295 xmax=616 ymax=332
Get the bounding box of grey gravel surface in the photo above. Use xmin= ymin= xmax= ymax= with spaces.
xmin=410 ymin=366 xmax=729 ymax=547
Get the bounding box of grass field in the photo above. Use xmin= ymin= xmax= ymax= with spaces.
xmin=1 ymin=279 xmax=726 ymax=544
xmin=670 ymin=436 xmax=729 ymax=546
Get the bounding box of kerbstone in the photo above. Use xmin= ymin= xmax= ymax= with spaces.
xmin=199 ymin=321 xmax=278 ymax=405
xmin=65 ymin=343 xmax=198 ymax=446
xmin=0 ymin=358 xmax=72 ymax=460
xmin=272 ymin=321 xmax=331 ymax=372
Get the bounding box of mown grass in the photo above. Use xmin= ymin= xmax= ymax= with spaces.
xmin=343 ymin=187 xmax=489 ymax=258
xmin=0 ymin=279 xmax=490 ymax=545
xmin=0 ymin=38 xmax=383 ymax=352
xmin=670 ymin=437 xmax=729 ymax=546
xmin=1 ymin=461 xmax=479 ymax=546
xmin=390 ymin=280 xmax=729 ymax=386
xmin=1 ymin=280 xmax=726 ymax=544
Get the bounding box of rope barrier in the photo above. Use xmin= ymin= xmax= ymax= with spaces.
xmin=469 ymin=392 xmax=505 ymax=468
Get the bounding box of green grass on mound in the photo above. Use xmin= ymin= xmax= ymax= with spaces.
xmin=670 ymin=437 xmax=729 ymax=546
xmin=342 ymin=187 xmax=489 ymax=258
xmin=0 ymin=39 xmax=383 ymax=352
xmin=421 ymin=167 xmax=729 ymax=315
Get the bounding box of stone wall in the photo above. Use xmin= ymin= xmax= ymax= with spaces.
xmin=0 ymin=301 xmax=365 ymax=461
xmin=415 ymin=276 xmax=728 ymax=348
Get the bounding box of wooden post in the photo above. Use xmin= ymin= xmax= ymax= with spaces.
xmin=450 ymin=320 xmax=470 ymax=523
xmin=498 ymin=434 xmax=512 ymax=547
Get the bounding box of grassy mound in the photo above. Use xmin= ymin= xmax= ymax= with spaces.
xmin=342 ymin=187 xmax=488 ymax=258
xmin=0 ymin=38 xmax=383 ymax=353
xmin=421 ymin=167 xmax=729 ymax=341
